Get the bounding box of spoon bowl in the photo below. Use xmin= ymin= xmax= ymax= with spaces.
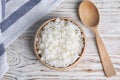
xmin=78 ymin=0 xmax=116 ymax=77
xmin=79 ymin=0 xmax=99 ymax=27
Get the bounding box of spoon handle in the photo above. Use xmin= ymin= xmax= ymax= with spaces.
xmin=93 ymin=29 xmax=116 ymax=77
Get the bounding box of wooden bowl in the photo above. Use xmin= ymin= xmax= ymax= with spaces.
xmin=34 ymin=17 xmax=86 ymax=70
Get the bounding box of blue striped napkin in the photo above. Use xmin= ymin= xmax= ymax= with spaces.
xmin=0 ymin=0 xmax=63 ymax=78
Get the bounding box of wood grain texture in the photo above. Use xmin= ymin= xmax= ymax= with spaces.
xmin=2 ymin=0 xmax=120 ymax=80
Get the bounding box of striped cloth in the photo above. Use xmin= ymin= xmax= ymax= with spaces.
xmin=0 ymin=0 xmax=62 ymax=78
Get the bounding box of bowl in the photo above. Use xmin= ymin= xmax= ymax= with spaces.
xmin=34 ymin=17 xmax=86 ymax=70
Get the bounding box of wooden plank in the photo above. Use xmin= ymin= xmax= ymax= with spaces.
xmin=2 ymin=0 xmax=120 ymax=79
xmin=2 ymin=37 xmax=120 ymax=80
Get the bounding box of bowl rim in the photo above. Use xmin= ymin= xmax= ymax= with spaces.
xmin=34 ymin=17 xmax=86 ymax=70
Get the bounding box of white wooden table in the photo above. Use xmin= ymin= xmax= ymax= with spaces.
xmin=2 ymin=0 xmax=120 ymax=80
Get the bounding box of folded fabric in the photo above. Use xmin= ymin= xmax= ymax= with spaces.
xmin=0 ymin=0 xmax=63 ymax=78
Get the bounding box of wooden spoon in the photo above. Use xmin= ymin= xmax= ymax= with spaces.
xmin=78 ymin=0 xmax=116 ymax=77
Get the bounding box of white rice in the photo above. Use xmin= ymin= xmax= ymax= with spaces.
xmin=38 ymin=18 xmax=84 ymax=67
